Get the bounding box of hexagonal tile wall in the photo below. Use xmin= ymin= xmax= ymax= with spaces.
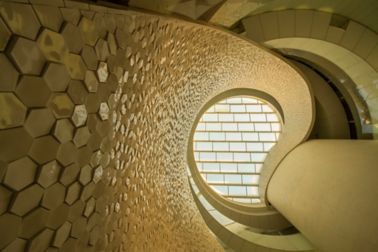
xmin=0 ymin=1 xmax=254 ymax=251
xmin=0 ymin=2 xmax=41 ymax=40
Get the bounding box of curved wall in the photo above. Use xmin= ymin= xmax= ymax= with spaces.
xmin=242 ymin=10 xmax=378 ymax=138
xmin=268 ymin=140 xmax=378 ymax=252
xmin=0 ymin=0 xmax=312 ymax=251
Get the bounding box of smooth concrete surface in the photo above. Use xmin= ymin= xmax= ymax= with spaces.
xmin=291 ymin=61 xmax=350 ymax=139
xmin=190 ymin=178 xmax=316 ymax=252
xmin=268 ymin=140 xmax=378 ymax=252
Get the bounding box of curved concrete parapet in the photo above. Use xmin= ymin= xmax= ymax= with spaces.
xmin=242 ymin=10 xmax=378 ymax=138
xmin=268 ymin=140 xmax=378 ymax=252
xmin=189 ymin=173 xmax=316 ymax=252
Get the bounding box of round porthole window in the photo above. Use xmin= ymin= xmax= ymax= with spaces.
xmin=192 ymin=95 xmax=282 ymax=204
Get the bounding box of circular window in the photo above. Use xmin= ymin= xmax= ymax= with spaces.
xmin=193 ymin=96 xmax=282 ymax=204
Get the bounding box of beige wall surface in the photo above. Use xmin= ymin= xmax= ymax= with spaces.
xmin=243 ymin=10 xmax=378 ymax=138
xmin=0 ymin=0 xmax=312 ymax=251
xmin=0 ymin=0 xmax=225 ymax=251
xmin=268 ymin=140 xmax=378 ymax=252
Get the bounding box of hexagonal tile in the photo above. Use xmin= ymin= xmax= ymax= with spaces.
xmin=37 ymin=29 xmax=68 ymax=63
xmin=43 ymin=63 xmax=70 ymax=92
xmin=115 ymin=28 xmax=128 ymax=49
xmin=0 ymin=185 xmax=12 ymax=215
xmin=89 ymin=226 xmax=100 ymax=246
xmin=60 ymin=163 xmax=79 ymax=186
xmin=46 ymin=204 xmax=69 ymax=230
xmin=3 ymin=157 xmax=37 ymax=191
xmin=86 ymin=114 xmax=99 ymax=133
xmin=61 ymin=22 xmax=84 ymax=54
xmin=97 ymin=62 xmax=109 ymax=83
xmin=0 ymin=17 xmax=11 ymax=51
xmin=84 ymin=197 xmax=95 ymax=217
xmin=38 ymin=160 xmax=61 ymax=188
xmin=67 ymin=80 xmax=89 ymax=104
xmin=95 ymin=122 xmax=109 ymax=139
xmin=72 ymin=105 xmax=88 ymax=127
xmin=0 ymin=127 xmax=33 ymax=162
xmin=0 ymin=93 xmax=27 ymax=129
xmin=28 ymin=228 xmax=53 ymax=251
xmin=16 ymin=76 xmax=51 ymax=107
xmin=90 ymin=150 xmax=102 ymax=167
xmin=8 ymin=37 xmax=45 ymax=75
xmin=85 ymin=93 xmax=101 ymax=113
xmin=95 ymin=39 xmax=110 ymax=61
xmin=79 ymin=165 xmax=92 ymax=186
xmin=63 ymin=53 xmax=86 ymax=80
xmin=71 ymin=217 xmax=87 ymax=239
xmin=10 ymin=184 xmax=43 ymax=216
xmin=0 ymin=54 xmax=19 ymax=91
xmin=60 ymin=7 xmax=81 ymax=25
xmin=62 ymin=239 xmax=80 ymax=251
xmin=42 ymin=183 xmax=65 ymax=210
xmin=0 ymin=2 xmax=41 ymax=40
xmin=1 ymin=238 xmax=27 ymax=252
xmin=48 ymin=93 xmax=74 ymax=119
xmin=78 ymin=17 xmax=98 ymax=46
xmin=93 ymin=165 xmax=103 ymax=184
xmin=107 ymin=33 xmax=117 ymax=55
xmin=24 ymin=108 xmax=55 ymax=137
xmin=0 ymin=213 xmax=22 ymax=249
xmin=80 ymin=182 xmax=95 ymax=202
xmin=81 ymin=45 xmax=98 ymax=70
xmin=53 ymin=119 xmax=74 ymax=143
xmin=65 ymin=182 xmax=81 ymax=205
xmin=66 ymin=200 xmax=84 ymax=223
xmin=76 ymin=146 xmax=92 ymax=167
xmin=56 ymin=141 xmax=77 ymax=166
xmin=21 ymin=207 xmax=49 ymax=239
xmin=29 ymin=136 xmax=60 ymax=164
xmin=73 ymin=126 xmax=91 ymax=147
xmin=53 ymin=222 xmax=71 ymax=248
xmin=84 ymin=70 xmax=99 ymax=93
xmin=33 ymin=5 xmax=63 ymax=32
xmin=98 ymin=102 xmax=110 ymax=121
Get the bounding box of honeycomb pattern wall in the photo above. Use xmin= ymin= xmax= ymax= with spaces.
xmin=0 ymin=0 xmax=304 ymax=251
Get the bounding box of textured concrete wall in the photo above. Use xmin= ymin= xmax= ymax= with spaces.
xmin=0 ymin=0 xmax=309 ymax=251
